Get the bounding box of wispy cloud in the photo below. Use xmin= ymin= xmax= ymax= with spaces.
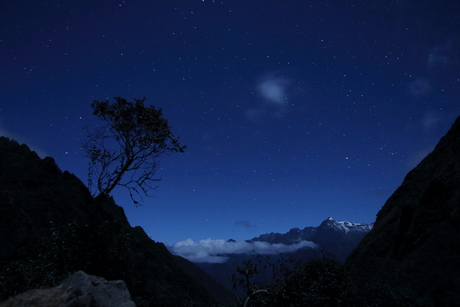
xmin=257 ymin=77 xmax=291 ymax=105
xmin=427 ymin=39 xmax=460 ymax=69
xmin=168 ymin=238 xmax=317 ymax=263
xmin=245 ymin=71 xmax=304 ymax=123
xmin=404 ymin=111 xmax=445 ymax=170
xmin=421 ymin=111 xmax=441 ymax=131
xmin=405 ymin=148 xmax=432 ymax=170
xmin=244 ymin=108 xmax=267 ymax=124
xmin=408 ymin=78 xmax=431 ymax=96
xmin=235 ymin=220 xmax=254 ymax=229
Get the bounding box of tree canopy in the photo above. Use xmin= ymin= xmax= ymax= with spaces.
xmin=82 ymin=96 xmax=185 ymax=205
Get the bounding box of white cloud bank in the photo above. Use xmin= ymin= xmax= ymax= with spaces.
xmin=168 ymin=238 xmax=317 ymax=263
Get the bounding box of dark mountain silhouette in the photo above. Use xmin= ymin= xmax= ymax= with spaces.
xmin=346 ymin=115 xmax=460 ymax=306
xmin=0 ymin=136 xmax=234 ymax=306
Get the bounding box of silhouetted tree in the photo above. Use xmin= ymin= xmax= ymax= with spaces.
xmin=82 ymin=96 xmax=185 ymax=206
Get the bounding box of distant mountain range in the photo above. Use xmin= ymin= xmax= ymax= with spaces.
xmin=193 ymin=217 xmax=373 ymax=294
xmin=249 ymin=217 xmax=373 ymax=261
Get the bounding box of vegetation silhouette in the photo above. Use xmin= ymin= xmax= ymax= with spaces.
xmin=82 ymin=96 xmax=185 ymax=206
xmin=229 ymin=252 xmax=426 ymax=307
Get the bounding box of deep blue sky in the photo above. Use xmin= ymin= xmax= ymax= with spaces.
xmin=1 ymin=0 xmax=459 ymax=246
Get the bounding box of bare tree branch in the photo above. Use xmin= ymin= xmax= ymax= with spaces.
xmin=82 ymin=97 xmax=185 ymax=206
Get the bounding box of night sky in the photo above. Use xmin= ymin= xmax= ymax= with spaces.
xmin=1 ymin=0 xmax=459 ymax=247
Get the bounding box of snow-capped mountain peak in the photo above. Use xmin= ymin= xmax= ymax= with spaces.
xmin=321 ymin=217 xmax=374 ymax=233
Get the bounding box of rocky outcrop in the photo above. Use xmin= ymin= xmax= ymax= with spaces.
xmin=345 ymin=116 xmax=460 ymax=306
xmin=0 ymin=137 xmax=231 ymax=306
xmin=1 ymin=271 xmax=135 ymax=307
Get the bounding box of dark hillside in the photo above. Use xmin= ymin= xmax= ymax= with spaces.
xmin=346 ymin=116 xmax=460 ymax=306
xmin=0 ymin=137 xmax=232 ymax=306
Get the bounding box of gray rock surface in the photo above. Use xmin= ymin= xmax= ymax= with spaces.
xmin=1 ymin=271 xmax=136 ymax=307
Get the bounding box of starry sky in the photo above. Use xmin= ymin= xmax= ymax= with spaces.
xmin=1 ymin=0 xmax=459 ymax=246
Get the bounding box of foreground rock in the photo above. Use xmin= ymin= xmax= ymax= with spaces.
xmin=1 ymin=271 xmax=135 ymax=307
xmin=346 ymin=116 xmax=460 ymax=306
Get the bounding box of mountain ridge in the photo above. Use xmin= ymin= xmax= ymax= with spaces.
xmin=249 ymin=216 xmax=373 ymax=244
xmin=244 ymin=216 xmax=373 ymax=263
xmin=0 ymin=136 xmax=235 ymax=306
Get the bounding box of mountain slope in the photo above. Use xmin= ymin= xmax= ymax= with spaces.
xmin=345 ymin=115 xmax=460 ymax=306
xmin=0 ymin=137 xmax=233 ymax=306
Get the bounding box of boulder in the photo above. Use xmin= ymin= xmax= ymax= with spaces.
xmin=0 ymin=271 xmax=135 ymax=307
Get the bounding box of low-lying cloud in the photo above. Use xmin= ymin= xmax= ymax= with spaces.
xmin=168 ymin=238 xmax=317 ymax=263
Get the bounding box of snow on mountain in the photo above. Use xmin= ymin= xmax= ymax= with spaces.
xmin=322 ymin=217 xmax=374 ymax=233
xmin=250 ymin=217 xmax=373 ymax=247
